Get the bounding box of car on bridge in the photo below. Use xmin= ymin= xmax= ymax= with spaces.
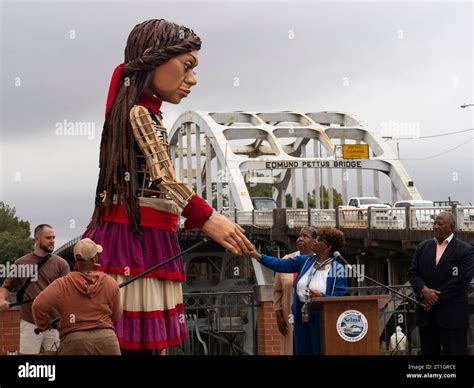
xmin=251 ymin=197 xmax=277 ymax=211
xmin=393 ymin=200 xmax=434 ymax=208
xmin=347 ymin=197 xmax=391 ymax=209
xmin=341 ymin=197 xmax=392 ymax=224
xmin=393 ymin=200 xmax=434 ymax=225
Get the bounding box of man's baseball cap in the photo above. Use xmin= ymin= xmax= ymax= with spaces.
xmin=73 ymin=238 xmax=103 ymax=261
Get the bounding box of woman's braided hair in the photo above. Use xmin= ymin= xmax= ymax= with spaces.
xmin=91 ymin=19 xmax=201 ymax=238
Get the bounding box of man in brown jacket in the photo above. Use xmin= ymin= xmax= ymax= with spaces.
xmin=32 ymin=238 xmax=122 ymax=355
xmin=0 ymin=224 xmax=70 ymax=354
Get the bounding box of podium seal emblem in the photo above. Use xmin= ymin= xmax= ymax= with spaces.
xmin=336 ymin=310 xmax=368 ymax=342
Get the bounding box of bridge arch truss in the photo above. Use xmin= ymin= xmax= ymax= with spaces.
xmin=169 ymin=110 xmax=422 ymax=213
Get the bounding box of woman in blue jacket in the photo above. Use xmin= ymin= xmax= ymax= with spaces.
xmin=250 ymin=226 xmax=348 ymax=355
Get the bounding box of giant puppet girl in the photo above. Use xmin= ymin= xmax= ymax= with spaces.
xmin=83 ymin=19 xmax=252 ymax=353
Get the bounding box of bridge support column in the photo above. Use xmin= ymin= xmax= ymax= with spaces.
xmin=254 ymin=284 xmax=281 ymax=355
xmin=195 ymin=124 xmax=202 ymax=196
xmin=205 ymin=136 xmax=212 ymax=204
xmin=356 ymin=140 xmax=363 ymax=196
xmin=302 ymin=144 xmax=308 ymax=208
xmin=314 ymin=140 xmax=321 ymax=208
xmin=291 ymin=169 xmax=297 ymax=208
xmin=328 ymin=167 xmax=334 ymax=209
xmin=341 ymin=139 xmax=348 ymax=205
xmin=387 ymin=257 xmax=392 ymax=286
xmin=373 ymin=150 xmax=380 ymax=198
xmin=391 ymin=182 xmax=398 ymax=205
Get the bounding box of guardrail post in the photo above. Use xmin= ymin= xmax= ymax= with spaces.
xmin=405 ymin=206 xmax=411 ymax=235
xmin=273 ymin=208 xmax=288 ymax=228
xmin=368 ymin=206 xmax=373 ymax=232
xmin=452 ymin=203 xmax=459 ymax=232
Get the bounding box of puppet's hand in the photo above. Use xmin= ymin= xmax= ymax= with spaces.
xmin=201 ymin=213 xmax=252 ymax=256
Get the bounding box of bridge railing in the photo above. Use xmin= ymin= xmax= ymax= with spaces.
xmin=338 ymin=208 xmax=368 ymax=228
xmin=310 ymin=209 xmax=336 ymax=227
xmin=221 ymin=211 xmax=235 ymax=222
xmin=215 ymin=206 xmax=474 ymax=232
xmin=54 ymin=235 xmax=81 ymax=255
xmin=370 ymin=208 xmax=405 ymax=229
xmin=457 ymin=206 xmax=474 ymax=231
xmin=286 ymin=209 xmax=310 ymax=228
xmin=410 ymin=206 xmax=451 ymax=230
xmin=254 ymin=210 xmax=273 ymax=227
xmin=236 ymin=211 xmax=253 ymax=226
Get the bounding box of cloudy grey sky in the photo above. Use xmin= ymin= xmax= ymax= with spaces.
xmin=1 ymin=0 xmax=473 ymax=247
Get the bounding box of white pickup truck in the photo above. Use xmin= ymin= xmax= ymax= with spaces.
xmin=340 ymin=197 xmax=391 ymax=223
xmin=347 ymin=197 xmax=391 ymax=209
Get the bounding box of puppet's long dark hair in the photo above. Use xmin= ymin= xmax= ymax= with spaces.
xmin=90 ymin=19 xmax=201 ymax=238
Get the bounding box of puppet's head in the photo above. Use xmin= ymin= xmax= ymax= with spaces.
xmin=92 ymin=19 xmax=201 ymax=237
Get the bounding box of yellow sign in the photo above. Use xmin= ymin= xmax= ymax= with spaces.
xmin=342 ymin=144 xmax=369 ymax=159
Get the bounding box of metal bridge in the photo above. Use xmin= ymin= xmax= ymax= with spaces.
xmin=56 ymin=109 xmax=474 ymax=290
xmin=53 ymin=110 xmax=474 ymax=355
xmin=169 ymin=110 xmax=422 ymax=211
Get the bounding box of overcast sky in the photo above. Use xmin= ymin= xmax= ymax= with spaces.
xmin=1 ymin=0 xmax=473 ymax=247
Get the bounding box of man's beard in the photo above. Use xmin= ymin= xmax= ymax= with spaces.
xmin=39 ymin=242 xmax=54 ymax=253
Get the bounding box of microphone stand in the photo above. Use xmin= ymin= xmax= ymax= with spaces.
xmin=334 ymin=252 xmax=424 ymax=355
xmin=33 ymin=237 xmax=209 ymax=334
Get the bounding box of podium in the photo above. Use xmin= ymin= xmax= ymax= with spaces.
xmin=311 ymin=295 xmax=390 ymax=355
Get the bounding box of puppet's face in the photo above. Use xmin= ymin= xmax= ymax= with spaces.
xmin=147 ymin=49 xmax=199 ymax=104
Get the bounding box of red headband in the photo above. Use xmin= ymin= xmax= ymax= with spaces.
xmin=105 ymin=63 xmax=163 ymax=120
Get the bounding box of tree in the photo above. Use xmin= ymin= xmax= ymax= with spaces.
xmin=198 ymin=184 xmax=229 ymax=209
xmin=247 ymin=184 xmax=272 ymax=198
xmin=286 ymin=185 xmax=343 ymax=208
xmin=315 ymin=185 xmax=343 ymax=208
xmin=286 ymin=194 xmax=304 ymax=208
xmin=0 ymin=202 xmax=34 ymax=270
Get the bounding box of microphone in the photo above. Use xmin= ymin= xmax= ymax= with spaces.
xmin=333 ymin=251 xmax=426 ymax=309
xmin=333 ymin=251 xmax=352 ymax=269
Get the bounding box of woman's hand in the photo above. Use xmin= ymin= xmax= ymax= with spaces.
xmin=309 ymin=289 xmax=322 ymax=298
xmin=247 ymin=248 xmax=261 ymax=261
xmin=201 ymin=212 xmax=253 ymax=256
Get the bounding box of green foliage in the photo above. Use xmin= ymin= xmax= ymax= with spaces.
xmin=286 ymin=185 xmax=343 ymax=208
xmin=0 ymin=202 xmax=34 ymax=268
xmin=315 ymin=185 xmax=343 ymax=208
xmin=247 ymin=184 xmax=272 ymax=198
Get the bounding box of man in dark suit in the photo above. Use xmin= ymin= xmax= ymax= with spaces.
xmin=409 ymin=212 xmax=474 ymax=355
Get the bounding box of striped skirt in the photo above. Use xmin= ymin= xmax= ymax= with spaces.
xmin=82 ymin=199 xmax=187 ymax=350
